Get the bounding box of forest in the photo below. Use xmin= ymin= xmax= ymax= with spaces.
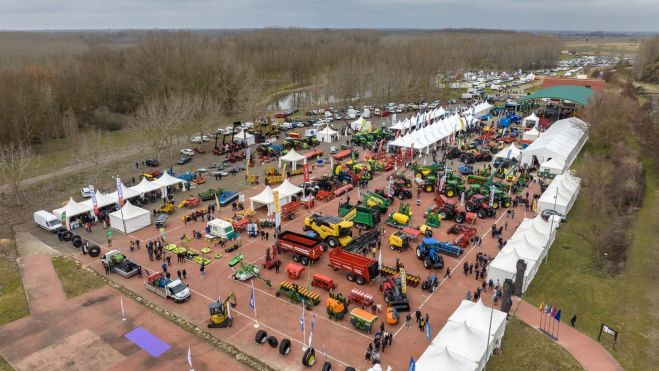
xmin=0 ymin=29 xmax=561 ymax=146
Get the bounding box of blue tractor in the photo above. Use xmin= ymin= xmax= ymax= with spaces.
xmin=416 ymin=238 xmax=463 ymax=269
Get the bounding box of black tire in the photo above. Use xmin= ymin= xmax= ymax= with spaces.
xmin=302 ymin=347 xmax=316 ymax=367
xmin=424 ymin=257 xmax=432 ymax=269
xmin=345 ymin=368 xmax=356 ymax=371
xmin=293 ymin=255 xmax=300 ymax=263
xmin=322 ymin=361 xmax=332 ymax=371
xmin=421 ymin=281 xmax=429 ymax=291
xmin=279 ymin=338 xmax=292 ymax=356
xmin=478 ymin=210 xmax=486 ymax=219
xmin=439 ymin=211 xmax=448 ymax=220
xmin=504 ymin=200 xmax=511 ymax=208
xmin=326 ymin=236 xmax=339 ymax=248
xmin=267 ymin=336 xmax=279 ymax=348
xmin=255 ymin=330 xmax=268 ymax=344
xmin=425 ymin=185 xmax=434 ymax=193
xmin=356 ymin=275 xmax=365 ymax=285
xmin=300 ymin=256 xmax=310 ymax=266
xmin=346 ymin=273 xmax=355 ymax=282
xmin=416 ymin=247 xmax=423 ymax=259
xmin=88 ymin=245 xmax=101 ymax=257
xmin=455 ymin=214 xmax=465 ymax=224
xmin=72 ymin=238 xmax=83 ymax=248
xmin=62 ymin=231 xmax=73 ymax=241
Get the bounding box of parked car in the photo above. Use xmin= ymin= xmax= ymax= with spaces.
xmin=180 ymin=149 xmax=195 ymax=156
xmin=193 ymin=146 xmax=205 ymax=154
xmin=540 ymin=209 xmax=566 ymax=222
xmin=190 ymin=135 xmax=209 ymax=143
xmin=176 ymin=157 xmax=192 ymax=165
xmin=145 ymin=159 xmax=160 ymax=167
xmin=80 ymin=187 xmax=93 ymax=198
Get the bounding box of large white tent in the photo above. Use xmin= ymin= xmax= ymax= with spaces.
xmin=316 ymin=125 xmax=339 ymax=143
xmin=233 ymin=130 xmax=255 ymax=146
xmin=538 ymin=172 xmax=581 ymax=215
xmin=522 ymin=112 xmax=540 ymax=128
xmin=448 ymin=299 xmax=508 ymax=342
xmin=273 ymin=178 xmax=303 ymax=202
xmin=425 ymin=321 xmax=495 ymax=370
xmin=417 ymin=347 xmax=478 ymax=371
xmin=250 ymin=185 xmax=285 ymax=215
xmin=81 ymin=190 xmax=116 ymax=209
xmin=487 ymin=248 xmax=538 ymax=293
xmin=278 ymin=149 xmax=306 ymax=170
xmin=521 ymin=117 xmax=588 ymax=171
xmin=109 ymin=201 xmax=151 ymax=233
xmin=494 ymin=143 xmax=522 ymax=161
xmin=107 ymin=183 xmax=141 ymax=203
xmin=523 ymin=126 xmax=540 ymax=141
xmin=152 ymin=172 xmax=185 ymax=188
xmin=130 ymin=177 xmax=162 ymax=195
xmin=53 ymin=197 xmax=93 ymax=220
xmin=539 ymin=158 xmax=565 ymax=176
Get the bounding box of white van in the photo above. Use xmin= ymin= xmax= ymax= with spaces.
xmin=34 ymin=210 xmax=63 ymax=232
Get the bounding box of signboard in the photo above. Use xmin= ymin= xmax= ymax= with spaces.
xmin=400 ymin=268 xmax=407 ymax=294
xmin=598 ymin=323 xmax=619 ymax=349
xmin=303 ymin=163 xmax=310 ymax=182
xmin=272 ymin=190 xmax=281 ymax=213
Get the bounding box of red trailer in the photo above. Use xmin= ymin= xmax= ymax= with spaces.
xmin=275 ymin=231 xmax=324 ymax=266
xmin=332 ymin=149 xmax=353 ymax=161
xmin=328 ymin=248 xmax=380 ymax=285
xmin=304 ymin=149 xmax=323 ymax=160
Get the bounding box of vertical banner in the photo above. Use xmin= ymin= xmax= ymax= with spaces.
xmin=89 ymin=185 xmax=99 ymax=216
xmin=245 ymin=147 xmax=251 ymax=176
xmin=400 ymin=268 xmax=407 ymax=294
xmin=303 ymin=163 xmax=310 ymax=183
xmin=116 ymin=176 xmax=125 ymax=207
xmin=387 ymin=176 xmax=394 ymax=198
xmin=272 ymin=189 xmax=281 ymax=230
xmin=489 ymin=186 xmax=496 ymax=207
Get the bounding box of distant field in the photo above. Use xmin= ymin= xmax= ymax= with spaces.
xmin=563 ymin=37 xmax=640 ymax=56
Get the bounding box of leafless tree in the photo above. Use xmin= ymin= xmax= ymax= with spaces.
xmin=0 ymin=142 xmax=34 ymax=204
xmin=77 ymin=128 xmax=106 ymax=185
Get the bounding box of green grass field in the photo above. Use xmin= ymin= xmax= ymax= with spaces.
xmin=0 ymin=236 xmax=29 ymax=327
xmin=52 ymin=257 xmax=105 ymax=299
xmin=0 ymin=354 xmax=14 ymax=371
xmin=524 ymin=165 xmax=658 ymax=370
xmin=488 ymin=318 xmax=582 ymax=371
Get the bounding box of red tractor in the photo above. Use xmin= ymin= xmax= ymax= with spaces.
xmin=447 ymin=225 xmax=478 ymax=249
xmin=465 ymin=194 xmax=496 ymax=219
xmin=427 ymin=196 xmax=468 ymax=223
xmin=459 ymin=150 xmax=492 ymax=164
xmin=375 ymin=180 xmax=413 ymax=200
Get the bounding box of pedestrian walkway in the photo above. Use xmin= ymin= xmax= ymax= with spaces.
xmin=512 ymin=297 xmax=623 ymax=371
xmin=18 ymin=253 xmax=67 ymax=314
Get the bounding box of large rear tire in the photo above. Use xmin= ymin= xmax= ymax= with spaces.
xmin=446 ymin=189 xmax=455 ymax=197
xmin=302 ymin=347 xmax=316 ymax=367
xmin=356 ymin=275 xmax=365 ymax=285
xmin=416 ymin=247 xmax=423 ymax=259
xmin=347 ymin=273 xmax=356 ymax=282
xmin=279 ymin=338 xmax=292 ymax=356
xmin=455 ymin=214 xmax=465 ymax=224
xmin=326 ymin=236 xmax=339 ymax=248
xmin=424 ymin=258 xmax=432 ymax=269
xmin=255 ymin=330 xmax=268 ymax=344
xmin=478 ymin=210 xmax=486 ymax=219
xmin=88 ymin=245 xmax=101 ymax=257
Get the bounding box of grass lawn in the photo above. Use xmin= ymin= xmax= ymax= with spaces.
xmin=0 ymin=236 xmax=29 ymax=326
xmin=488 ymin=318 xmax=582 ymax=371
xmin=524 ymin=165 xmax=658 ymax=370
xmin=0 ymin=354 xmax=14 ymax=371
xmin=52 ymin=257 xmax=105 ymax=299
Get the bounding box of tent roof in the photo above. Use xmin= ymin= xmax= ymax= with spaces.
xmin=318 ymin=125 xmax=338 ymax=135
xmin=489 ymin=248 xmax=535 ymax=275
xmin=523 ymin=112 xmax=539 ymax=122
xmin=81 ymin=190 xmax=116 ymax=209
xmin=234 ymin=129 xmax=254 ymax=139
xmin=494 ymin=143 xmax=522 ymax=159
xmin=130 ymin=177 xmax=161 ymax=194
xmin=540 ymin=158 xmax=565 ymax=170
xmin=416 ymin=346 xmax=478 ymax=371
xmin=274 ymin=178 xmax=303 ymax=197
xmin=279 ymin=148 xmax=306 ymax=162
xmin=521 ymin=85 xmax=594 ymax=106
xmin=432 ymin=321 xmax=492 ymax=362
xmin=53 ymin=197 xmax=93 ymax=218
xmin=152 ymin=171 xmax=185 ymax=187
xmin=448 ymin=299 xmax=508 ymax=336
xmin=110 ymin=201 xmax=149 ymax=219
xmin=108 ymin=183 xmax=141 ymax=202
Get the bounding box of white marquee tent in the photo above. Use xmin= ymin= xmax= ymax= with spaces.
xmin=130 ymin=177 xmax=162 ymax=195
xmin=417 ymin=347 xmax=478 ymax=371
xmin=523 ymin=126 xmax=540 ymax=141
xmin=273 ymin=178 xmax=303 ymax=203
xmin=539 ymin=158 xmax=565 ymax=176
xmin=108 ymin=183 xmax=141 ymax=204
xmin=151 ymin=172 xmax=186 ymax=199
xmin=53 ymin=197 xmax=93 ymax=220
xmin=538 ymin=172 xmax=581 ymax=215
xmin=521 ymin=117 xmax=588 ymax=171
xmin=233 ymin=130 xmax=255 ymax=146
xmin=250 ymin=185 xmax=286 ymax=215
xmin=278 ymin=149 xmax=306 ymax=170
xmin=522 ymin=112 xmax=540 ymax=128
xmin=494 ymin=143 xmax=522 ymax=161
xmin=448 ymin=299 xmax=508 ymax=342
xmin=81 ymin=190 xmax=116 ymax=209
xmin=487 ymin=248 xmax=538 ymax=293
xmin=109 ymin=201 xmax=151 ymax=233
xmin=316 ymin=125 xmax=339 ymax=143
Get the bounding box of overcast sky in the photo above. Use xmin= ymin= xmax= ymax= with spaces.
xmin=0 ymin=0 xmax=657 ymax=32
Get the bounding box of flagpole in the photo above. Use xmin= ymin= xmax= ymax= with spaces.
xmin=251 ymin=280 xmax=259 ymax=328
xmin=187 ymin=346 xmax=194 ymax=371
xmin=121 ymin=297 xmax=126 ymax=321
xmin=301 ymin=301 xmax=306 ymax=352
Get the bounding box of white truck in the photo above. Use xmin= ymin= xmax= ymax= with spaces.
xmin=144 ymin=272 xmax=191 ymax=303
xmin=34 ymin=210 xmax=63 ymax=232
xmin=100 ymin=250 xmax=140 ymax=278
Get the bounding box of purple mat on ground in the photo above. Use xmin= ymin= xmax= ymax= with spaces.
xmin=124 ymin=327 xmax=171 ymax=357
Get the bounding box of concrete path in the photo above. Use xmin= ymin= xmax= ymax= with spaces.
xmin=18 ymin=253 xmax=67 ymax=314
xmin=512 ymin=297 xmax=623 ymax=371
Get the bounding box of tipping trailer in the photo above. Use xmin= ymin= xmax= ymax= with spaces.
xmin=275 ymin=231 xmax=325 ymax=265
xmin=338 ymin=202 xmax=380 ymax=230
xmin=328 ymin=248 xmax=380 ymax=285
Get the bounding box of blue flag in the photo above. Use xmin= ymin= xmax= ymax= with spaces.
xmin=409 ymin=356 xmax=415 ymax=371
xmin=554 ymin=308 xmax=562 ymax=321
xmin=249 ymin=284 xmax=255 ymax=310
xmin=425 ymin=320 xmax=431 ymax=340
xmin=300 ymin=299 xmax=305 ymax=331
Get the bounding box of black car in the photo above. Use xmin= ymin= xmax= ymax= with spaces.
xmin=176 ymin=157 xmax=192 ymax=165
xmin=145 ymin=159 xmax=159 ymax=167
xmin=540 ymin=209 xmax=566 ymax=222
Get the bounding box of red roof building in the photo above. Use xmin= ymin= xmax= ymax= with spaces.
xmin=542 ymin=77 xmax=606 ymax=92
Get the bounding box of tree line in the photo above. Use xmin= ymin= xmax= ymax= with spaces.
xmin=633 ymin=35 xmax=659 ymax=82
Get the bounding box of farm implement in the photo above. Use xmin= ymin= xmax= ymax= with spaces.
xmin=276 ymin=281 xmax=320 ymax=310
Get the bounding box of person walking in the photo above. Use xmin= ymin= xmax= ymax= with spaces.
xmin=104 ymin=263 xmax=110 ymax=275
xmin=444 ymin=267 xmax=451 ymax=278
xmin=419 ymin=317 xmax=425 ymax=332
xmin=469 ymin=263 xmax=473 ymax=275
xmin=200 ymin=262 xmax=206 ymax=278
xmin=415 ymin=308 xmax=422 ymax=323
xmin=177 ymin=270 xmax=182 ymax=280
xmin=570 ymin=314 xmax=577 ymax=327
xmin=405 ymin=313 xmax=412 ymax=327
xmin=165 ymin=255 xmax=171 ymax=266
xmin=182 ymin=269 xmax=187 ymax=280
xmin=466 ymin=290 xmax=472 ymax=301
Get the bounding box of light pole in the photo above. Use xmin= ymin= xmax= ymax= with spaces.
xmin=544 ymin=188 xmax=558 ymax=264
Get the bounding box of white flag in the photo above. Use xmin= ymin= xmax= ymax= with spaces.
xmin=120 ymin=297 xmax=126 ymax=320
xmin=378 ymin=246 xmax=382 ymax=271
xmin=187 ymin=346 xmax=192 ymax=368
xmin=226 ymin=299 xmax=231 ymax=319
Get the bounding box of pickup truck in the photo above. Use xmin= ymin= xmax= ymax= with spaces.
xmin=144 ymin=272 xmax=191 ymax=303
xmin=100 ymin=250 xmax=140 ymax=278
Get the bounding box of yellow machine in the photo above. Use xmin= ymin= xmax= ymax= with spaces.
xmin=326 ymin=292 xmax=348 ymax=321
xmin=208 ymin=292 xmax=237 ymax=328
xmin=156 ymin=201 xmax=175 ymax=215
xmin=389 ymin=231 xmax=415 ymax=252
xmin=418 ymin=224 xmax=433 ymax=237
xmin=303 ymin=214 xmax=353 ymax=248
xmin=386 ymin=307 xmax=400 ymax=325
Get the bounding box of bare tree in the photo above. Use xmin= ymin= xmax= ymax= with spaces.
xmin=0 ymin=142 xmax=34 ymax=204
xmin=77 ymin=128 xmax=106 ymax=185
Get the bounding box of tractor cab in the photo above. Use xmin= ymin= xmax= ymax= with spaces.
xmin=208 ymin=292 xmax=236 ymax=328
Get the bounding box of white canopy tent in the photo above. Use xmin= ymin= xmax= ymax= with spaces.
xmin=473 ymin=102 xmax=493 ymax=117
xmin=81 ymin=190 xmax=116 ymax=209
xmin=350 ymin=116 xmax=371 ymax=132
xmin=109 ymin=201 xmax=151 ymax=233
xmin=448 ymin=299 xmax=508 ymax=342
xmin=53 ymin=197 xmax=93 ymax=221
xmin=130 ymin=177 xmax=162 ymax=195
xmin=250 ymin=185 xmax=288 ymax=216
xmin=108 ymin=183 xmax=141 ymax=203
xmin=278 ymin=149 xmax=307 ymax=170
xmin=521 ymin=117 xmax=588 ymax=171
xmin=538 ymin=172 xmax=581 ymax=215
xmin=428 ymin=321 xmax=496 ymax=370
xmin=151 ymin=172 xmax=186 ymax=200
xmin=494 ymin=143 xmax=522 ymax=161
xmin=316 ymin=125 xmax=339 ymax=143
xmin=487 ymin=248 xmax=538 ymax=293
xmin=539 ymin=158 xmax=565 ymax=175
xmin=233 ymin=130 xmax=255 ymax=146
xmin=273 ymin=178 xmax=303 ymax=203
xmin=522 ymin=112 xmax=540 ymax=128
xmin=416 ymin=347 xmax=478 ymax=371
xmin=523 ymin=127 xmax=540 ymax=141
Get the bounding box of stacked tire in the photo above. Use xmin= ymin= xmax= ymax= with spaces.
xmin=255 ymin=330 xmax=292 ymax=357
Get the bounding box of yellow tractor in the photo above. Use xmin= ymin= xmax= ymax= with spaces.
xmin=303 ymin=214 xmax=353 ymax=248
xmin=326 ymin=292 xmax=349 ymax=321
xmin=385 ymin=203 xmax=413 ymax=229
xmin=208 ymin=291 xmax=237 ymax=328
xmin=156 ymin=201 xmax=175 ymax=215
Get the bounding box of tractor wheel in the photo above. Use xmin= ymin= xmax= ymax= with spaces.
xmin=446 ymin=189 xmax=455 ymax=197
xmin=293 ymin=255 xmax=300 ymax=263
xmin=424 ymin=258 xmax=432 ymax=269
xmin=302 ymin=347 xmax=316 ymax=368
xmin=322 ymin=361 xmax=332 ymax=371
xmin=62 ymin=231 xmax=73 ymax=241
xmin=72 ymin=237 xmax=83 ymax=248
xmin=398 ymin=194 xmax=404 ymax=200
xmin=439 ymin=211 xmax=448 ymax=220
xmin=415 ymin=173 xmax=423 ymax=179
xmin=356 ymin=275 xmax=366 ymax=285
xmin=416 ymin=247 xmax=424 ymax=259
xmin=425 ymin=185 xmax=434 ymax=193
xmin=465 ymin=203 xmax=475 ymax=212
xmin=300 ymin=257 xmax=310 ymax=266
xmin=326 ymin=237 xmax=339 ymax=248
xmin=504 ymin=200 xmax=512 ymax=208
xmin=492 ymin=201 xmax=499 ymax=209
xmin=255 ymin=330 xmax=268 ymax=344
xmin=267 ymin=336 xmax=279 ymax=348
xmin=275 ymin=291 xmax=281 ymax=297
xmin=347 ymin=273 xmax=356 ymax=282
xmin=478 ymin=210 xmax=486 ymax=219
xmin=422 ymin=281 xmax=429 ymax=291
xmin=88 ymin=245 xmax=101 ymax=257
xmin=390 ymin=244 xmax=396 ymax=250
xmin=345 ymin=368 xmax=356 ymax=371
xmin=455 ymin=214 xmax=465 ymax=224
xmin=279 ymin=339 xmax=292 ymax=356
